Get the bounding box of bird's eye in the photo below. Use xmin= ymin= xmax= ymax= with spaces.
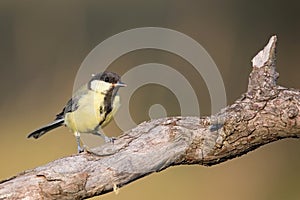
xmin=105 ymin=77 xmax=109 ymax=82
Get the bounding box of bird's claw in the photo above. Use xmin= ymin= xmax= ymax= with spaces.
xmin=78 ymin=146 xmax=84 ymax=153
xmin=104 ymin=136 xmax=116 ymax=144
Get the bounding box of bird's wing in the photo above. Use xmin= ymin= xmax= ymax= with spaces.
xmin=55 ymin=85 xmax=88 ymax=120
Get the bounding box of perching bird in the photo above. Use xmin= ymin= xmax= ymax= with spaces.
xmin=27 ymin=71 xmax=126 ymax=153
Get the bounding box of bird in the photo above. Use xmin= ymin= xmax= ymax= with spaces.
xmin=27 ymin=71 xmax=126 ymax=153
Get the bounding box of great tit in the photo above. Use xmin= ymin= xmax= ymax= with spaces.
xmin=27 ymin=71 xmax=126 ymax=153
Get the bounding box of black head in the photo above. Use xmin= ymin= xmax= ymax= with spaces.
xmin=88 ymin=71 xmax=125 ymax=92
xmin=91 ymin=71 xmax=121 ymax=84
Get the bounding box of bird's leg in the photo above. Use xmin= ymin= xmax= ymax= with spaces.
xmin=93 ymin=131 xmax=115 ymax=143
xmin=75 ymin=132 xmax=84 ymax=153
xmin=76 ymin=136 xmax=84 ymax=153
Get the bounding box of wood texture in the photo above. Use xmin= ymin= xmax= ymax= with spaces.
xmin=1 ymin=36 xmax=300 ymax=200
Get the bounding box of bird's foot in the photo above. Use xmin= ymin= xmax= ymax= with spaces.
xmin=78 ymin=145 xmax=84 ymax=153
xmin=104 ymin=136 xmax=116 ymax=144
xmin=92 ymin=131 xmax=116 ymax=144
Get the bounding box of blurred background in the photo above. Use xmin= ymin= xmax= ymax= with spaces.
xmin=1 ymin=0 xmax=300 ymax=199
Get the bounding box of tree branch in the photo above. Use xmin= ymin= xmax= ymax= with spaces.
xmin=1 ymin=36 xmax=300 ymax=200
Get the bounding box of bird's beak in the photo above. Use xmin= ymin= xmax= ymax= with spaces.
xmin=114 ymin=81 xmax=127 ymax=87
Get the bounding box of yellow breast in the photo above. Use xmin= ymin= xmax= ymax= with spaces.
xmin=64 ymin=90 xmax=120 ymax=133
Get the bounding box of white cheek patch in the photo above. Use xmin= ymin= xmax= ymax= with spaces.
xmin=90 ymin=80 xmax=112 ymax=94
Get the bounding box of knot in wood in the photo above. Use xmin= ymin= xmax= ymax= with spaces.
xmin=287 ymin=105 xmax=299 ymax=119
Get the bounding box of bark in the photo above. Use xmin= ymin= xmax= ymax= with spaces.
xmin=1 ymin=36 xmax=300 ymax=200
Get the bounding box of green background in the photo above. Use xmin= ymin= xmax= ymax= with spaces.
xmin=1 ymin=1 xmax=300 ymax=199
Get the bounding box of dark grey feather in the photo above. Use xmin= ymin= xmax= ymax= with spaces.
xmin=27 ymin=118 xmax=64 ymax=139
xmin=55 ymin=97 xmax=80 ymax=120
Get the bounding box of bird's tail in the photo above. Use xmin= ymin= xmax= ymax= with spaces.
xmin=27 ymin=119 xmax=64 ymax=139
